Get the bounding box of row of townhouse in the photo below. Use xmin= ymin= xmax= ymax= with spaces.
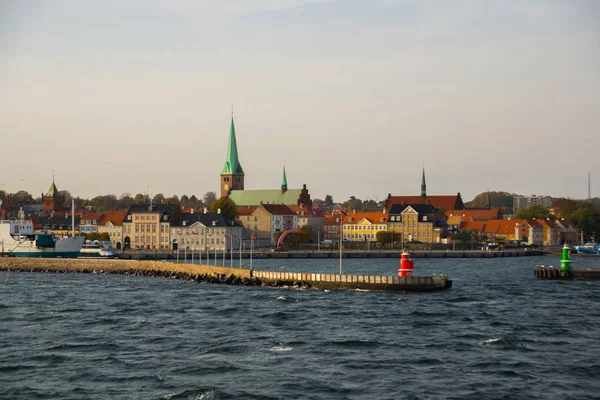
xmin=322 ymin=204 xmax=447 ymax=245
xmin=32 ymin=205 xmax=244 ymax=251
xmin=460 ymin=218 xmax=578 ymax=246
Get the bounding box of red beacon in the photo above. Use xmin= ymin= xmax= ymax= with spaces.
xmin=398 ymin=251 xmax=415 ymax=277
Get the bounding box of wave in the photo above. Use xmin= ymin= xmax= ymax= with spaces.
xmin=269 ymin=346 xmax=293 ymax=352
xmin=162 ymin=387 xmax=226 ymax=400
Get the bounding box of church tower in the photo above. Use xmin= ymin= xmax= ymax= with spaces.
xmin=42 ymin=175 xmax=65 ymax=214
xmin=420 ymin=167 xmax=427 ymax=199
xmin=220 ymin=115 xmax=245 ymax=198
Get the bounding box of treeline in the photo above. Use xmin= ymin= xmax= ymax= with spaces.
xmin=0 ymin=189 xmax=219 ymax=212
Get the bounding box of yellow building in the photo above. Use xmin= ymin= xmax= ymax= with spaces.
xmin=387 ymin=204 xmax=442 ymax=244
xmin=342 ymin=211 xmax=388 ymax=242
xmin=122 ymin=204 xmax=179 ymax=250
xmin=98 ymin=211 xmax=127 ymax=249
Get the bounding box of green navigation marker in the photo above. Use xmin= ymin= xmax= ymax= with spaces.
xmin=560 ymin=244 xmax=572 ymax=272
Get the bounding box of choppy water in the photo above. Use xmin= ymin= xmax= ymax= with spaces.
xmin=1 ymin=256 xmax=600 ymax=399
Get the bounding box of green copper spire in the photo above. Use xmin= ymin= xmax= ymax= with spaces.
xmin=46 ymin=173 xmax=59 ymax=197
xmin=281 ymin=164 xmax=288 ymax=193
xmin=420 ymin=166 xmax=427 ymax=198
xmin=221 ymin=117 xmax=245 ymax=175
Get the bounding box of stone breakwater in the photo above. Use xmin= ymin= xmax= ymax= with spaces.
xmin=0 ymin=258 xmax=451 ymax=291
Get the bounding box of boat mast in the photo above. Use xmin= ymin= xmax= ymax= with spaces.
xmin=72 ymin=199 xmax=75 ymax=237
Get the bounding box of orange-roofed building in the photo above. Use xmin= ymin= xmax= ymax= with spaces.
xmin=483 ymin=219 xmax=543 ymax=245
xmin=342 ymin=210 xmax=388 ymax=243
xmin=536 ymin=219 xmax=561 ymax=246
xmin=98 ymin=211 xmax=127 ymax=249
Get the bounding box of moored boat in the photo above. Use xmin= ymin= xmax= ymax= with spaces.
xmin=0 ymin=209 xmax=84 ymax=258
xmin=79 ymin=240 xmax=116 ymax=258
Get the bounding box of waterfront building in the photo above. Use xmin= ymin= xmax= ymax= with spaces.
xmin=35 ymin=213 xmax=80 ymax=236
xmin=536 ymin=219 xmax=561 ymax=246
xmin=387 ymin=204 xmax=442 ymax=244
xmin=343 ymin=210 xmax=388 ymax=243
xmin=98 ymin=211 xmax=127 ymax=249
xmin=555 ymin=219 xmax=579 ymax=244
xmin=323 ymin=214 xmax=342 ymax=243
xmin=239 ymin=203 xmax=298 ymax=246
xmin=122 ymin=204 xmax=179 ymax=250
xmin=288 ymin=205 xmax=325 ymax=240
xmin=483 ymin=219 xmax=543 ymax=245
xmin=79 ymin=212 xmax=102 ymax=234
xmin=512 ymin=195 xmax=552 ymax=214
xmin=170 ymin=209 xmax=242 ymax=252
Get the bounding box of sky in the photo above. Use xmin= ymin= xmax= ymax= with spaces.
xmin=1 ymin=0 xmax=599 ymax=203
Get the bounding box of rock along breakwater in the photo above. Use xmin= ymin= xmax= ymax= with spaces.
xmin=0 ymin=258 xmax=451 ymax=292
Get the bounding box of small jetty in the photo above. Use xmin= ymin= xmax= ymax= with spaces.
xmin=0 ymin=252 xmax=452 ymax=292
xmin=534 ymin=244 xmax=600 ymax=280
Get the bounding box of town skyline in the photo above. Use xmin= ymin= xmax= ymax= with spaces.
xmin=1 ymin=1 xmax=599 ymax=201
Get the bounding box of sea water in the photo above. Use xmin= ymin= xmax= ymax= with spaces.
xmin=1 ymin=256 xmax=599 ymax=399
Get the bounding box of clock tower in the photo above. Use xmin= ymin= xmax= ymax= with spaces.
xmin=220 ymin=116 xmax=245 ymax=198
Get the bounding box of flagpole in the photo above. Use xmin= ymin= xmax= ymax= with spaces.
xmin=240 ymin=238 xmax=243 ymax=269
xmin=250 ymin=234 xmax=254 ymax=270
xmin=230 ymin=231 xmax=233 ymax=268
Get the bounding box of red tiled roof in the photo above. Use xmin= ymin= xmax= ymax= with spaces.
xmin=460 ymin=221 xmax=485 ymax=231
xmin=536 ymin=219 xmax=559 ymax=228
xmin=236 ymin=206 xmax=256 ymax=216
xmin=98 ymin=211 xmax=127 ymax=226
xmin=259 ymin=204 xmax=295 ymax=215
xmin=344 ymin=211 xmax=388 ymax=224
xmin=386 ymin=194 xmax=463 ymax=212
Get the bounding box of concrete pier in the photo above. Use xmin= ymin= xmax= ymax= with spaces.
xmin=534 ymin=266 xmax=600 ymax=280
xmin=0 ymin=258 xmax=452 ymax=292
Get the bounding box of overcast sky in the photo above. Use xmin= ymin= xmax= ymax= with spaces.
xmin=1 ymin=0 xmax=599 ymax=203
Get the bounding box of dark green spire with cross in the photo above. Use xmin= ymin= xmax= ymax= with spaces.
xmin=281 ymin=164 xmax=288 ymax=193
xmin=420 ymin=166 xmax=427 ymax=198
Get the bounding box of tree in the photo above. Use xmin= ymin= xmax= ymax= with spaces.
xmin=552 ymin=198 xmax=582 ymax=219
xmin=569 ymin=207 xmax=600 ymax=239
xmin=99 ymin=232 xmax=111 ymax=242
xmin=325 ymin=194 xmax=334 ymax=207
xmin=189 ymin=195 xmax=198 ymax=203
xmin=345 ymin=198 xmax=362 ymax=212
xmin=134 ymin=193 xmax=145 ymax=205
xmin=86 ymin=232 xmax=100 ymax=241
xmin=164 ymin=195 xmax=179 ymax=204
xmin=515 ymin=204 xmax=553 ymax=220
xmin=153 ymin=193 xmax=165 ymax=204
xmin=464 ymin=191 xmax=517 ymax=209
xmin=13 ymin=190 xmax=33 ymax=204
xmin=203 ymin=191 xmax=217 ymax=205
xmin=118 ymin=193 xmax=135 ymax=209
xmin=180 ymin=194 xmax=190 ymax=206
xmin=376 ymin=231 xmax=393 ymax=244
xmin=210 ymin=196 xmax=237 ymax=220
xmin=273 ymin=226 xmax=313 ymax=248
xmin=59 ymin=190 xmax=72 ymax=208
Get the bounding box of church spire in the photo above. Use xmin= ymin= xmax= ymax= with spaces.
xmin=281 ymin=164 xmax=288 ymax=193
xmin=221 ymin=115 xmax=245 ymax=175
xmin=420 ymin=166 xmax=427 ymax=199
